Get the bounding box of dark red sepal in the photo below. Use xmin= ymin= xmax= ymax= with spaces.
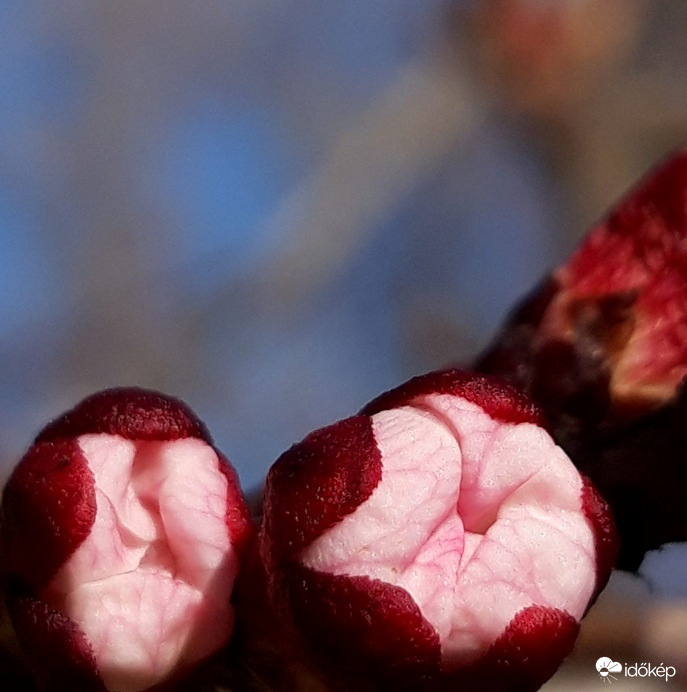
xmin=1 ymin=439 xmax=96 ymax=591
xmin=362 ymin=368 xmax=548 ymax=430
xmin=448 ymin=606 xmax=579 ymax=692
xmin=580 ymin=475 xmax=619 ymax=605
xmin=36 ymin=388 xmax=212 ymax=444
xmin=262 ymin=416 xmax=382 ymax=565
xmin=216 ymin=454 xmax=254 ymax=552
xmin=7 ymin=593 xmax=106 ymax=692
xmin=280 ymin=565 xmax=441 ymax=691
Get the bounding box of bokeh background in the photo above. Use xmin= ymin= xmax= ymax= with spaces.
xmin=1 ymin=1 xmax=686 ymax=688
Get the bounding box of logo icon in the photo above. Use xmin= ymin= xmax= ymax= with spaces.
xmin=596 ymin=657 xmax=623 ymax=683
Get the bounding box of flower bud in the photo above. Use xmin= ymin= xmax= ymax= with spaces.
xmin=1 ymin=388 xmax=252 ymax=691
xmin=261 ymin=369 xmax=617 ymax=691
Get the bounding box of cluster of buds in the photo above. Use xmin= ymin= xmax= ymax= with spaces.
xmin=2 ymin=151 xmax=687 ymax=691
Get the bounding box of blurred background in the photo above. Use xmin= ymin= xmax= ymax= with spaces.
xmin=1 ymin=0 xmax=686 ymax=688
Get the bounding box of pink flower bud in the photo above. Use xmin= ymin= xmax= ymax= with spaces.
xmin=1 ymin=388 xmax=252 ymax=692
xmin=478 ymin=149 xmax=687 ymax=430
xmin=261 ymin=370 xmax=617 ymax=691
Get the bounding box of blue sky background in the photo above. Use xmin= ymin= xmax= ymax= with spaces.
xmin=1 ymin=1 xmax=686 ymax=606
